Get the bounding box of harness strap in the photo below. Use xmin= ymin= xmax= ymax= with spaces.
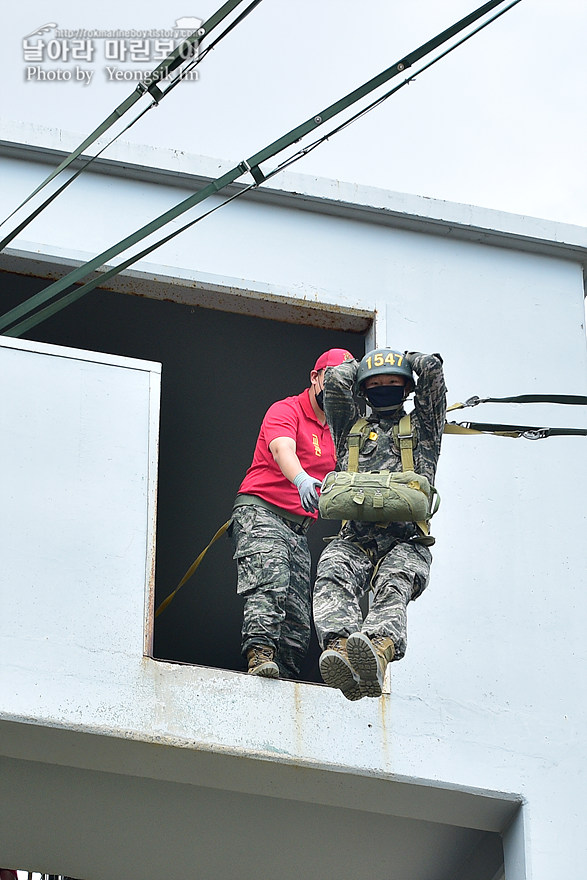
xmin=347 ymin=417 xmax=369 ymax=473
xmin=445 ymin=394 xmax=587 ymax=438
xmin=346 ymin=413 xmax=434 ymax=538
xmin=341 ymin=417 xmax=370 ymax=528
xmin=397 ymin=413 xmax=415 ymax=471
xmin=396 ymin=413 xmax=431 ymax=537
xmin=444 ymin=422 xmax=587 ymax=439
xmin=448 ymin=394 xmax=587 ymax=411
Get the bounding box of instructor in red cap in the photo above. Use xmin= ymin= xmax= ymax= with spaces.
xmin=230 ymin=348 xmax=354 ymax=679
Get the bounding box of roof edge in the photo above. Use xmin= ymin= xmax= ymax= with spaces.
xmin=1 ymin=118 xmax=587 ymax=266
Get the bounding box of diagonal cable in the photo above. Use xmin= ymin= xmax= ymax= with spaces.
xmin=0 ymin=104 xmax=155 ymax=252
xmin=3 ymin=182 xmax=258 ymax=338
xmin=0 ymin=0 xmax=264 ymax=246
xmin=266 ymin=0 xmax=522 ymax=179
xmin=0 ymin=0 xmax=522 ymax=336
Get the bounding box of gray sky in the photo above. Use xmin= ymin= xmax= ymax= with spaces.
xmin=4 ymin=0 xmax=587 ymax=226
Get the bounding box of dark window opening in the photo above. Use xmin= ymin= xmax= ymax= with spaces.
xmin=2 ymin=270 xmax=366 ymax=682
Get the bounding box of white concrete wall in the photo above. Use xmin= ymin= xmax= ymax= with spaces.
xmin=1 ymin=134 xmax=587 ymax=879
xmin=0 ymin=336 xmax=160 ymax=713
xmin=2 ymin=124 xmax=587 ymax=322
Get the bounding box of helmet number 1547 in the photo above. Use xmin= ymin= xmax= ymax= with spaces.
xmin=365 ymin=352 xmax=403 ymax=369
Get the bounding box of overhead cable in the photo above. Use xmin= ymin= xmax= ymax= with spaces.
xmin=0 ymin=0 xmax=264 ymax=248
xmin=0 ymin=0 xmax=522 ymax=336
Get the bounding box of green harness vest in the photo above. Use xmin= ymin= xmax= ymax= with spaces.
xmin=318 ymin=413 xmax=439 ymax=542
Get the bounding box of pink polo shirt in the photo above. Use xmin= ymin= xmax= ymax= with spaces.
xmin=237 ymin=389 xmax=336 ymax=519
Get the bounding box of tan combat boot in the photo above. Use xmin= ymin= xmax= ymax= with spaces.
xmin=346 ymin=632 xmax=395 ymax=698
xmin=247 ymin=645 xmax=279 ymax=678
xmin=319 ymin=637 xmax=364 ymax=701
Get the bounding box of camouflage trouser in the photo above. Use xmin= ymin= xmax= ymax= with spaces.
xmin=313 ymin=536 xmax=432 ymax=661
xmin=230 ymin=504 xmax=312 ymax=679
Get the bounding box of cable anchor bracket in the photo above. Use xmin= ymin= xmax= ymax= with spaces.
xmin=238 ymin=159 xmax=266 ymax=185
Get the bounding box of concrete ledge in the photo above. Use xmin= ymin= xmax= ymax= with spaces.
xmin=0 ymin=717 xmax=520 ymax=832
xmin=0 ymin=244 xmax=374 ymax=332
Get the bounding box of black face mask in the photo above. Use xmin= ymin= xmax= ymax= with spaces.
xmin=315 ymin=388 xmax=325 ymax=411
xmin=364 ymin=384 xmax=405 ymax=412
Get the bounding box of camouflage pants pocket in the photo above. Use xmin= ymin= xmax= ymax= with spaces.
xmin=234 ymin=538 xmax=280 ymax=595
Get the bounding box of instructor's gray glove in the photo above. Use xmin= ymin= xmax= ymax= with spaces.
xmin=293 ymin=470 xmax=321 ymax=513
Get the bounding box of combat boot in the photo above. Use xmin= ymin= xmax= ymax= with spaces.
xmin=247 ymin=645 xmax=279 ymax=678
xmin=319 ymin=637 xmax=364 ymax=701
xmin=346 ymin=632 xmax=395 ymax=698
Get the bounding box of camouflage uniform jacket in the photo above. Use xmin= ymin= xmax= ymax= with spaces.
xmin=323 ymin=352 xmax=447 ymax=552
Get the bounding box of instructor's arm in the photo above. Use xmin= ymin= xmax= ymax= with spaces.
xmin=269 ymin=436 xmax=305 ymax=482
xmin=270 ymin=436 xmax=320 ymax=513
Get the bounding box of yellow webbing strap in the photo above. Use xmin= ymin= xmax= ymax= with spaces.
xmin=396 ymin=413 xmax=430 ymax=537
xmin=397 ymin=413 xmax=415 ymax=471
xmin=443 ymin=423 xmax=524 ymax=438
xmin=341 ymin=418 xmax=371 ymax=527
xmin=155 ymin=519 xmax=231 ymax=618
xmin=444 ymin=421 xmax=484 ymax=433
xmin=445 ymin=397 xmax=587 ymax=438
xmin=447 ymin=398 xmax=525 ymax=431
xmin=347 ymin=417 xmax=370 ymax=473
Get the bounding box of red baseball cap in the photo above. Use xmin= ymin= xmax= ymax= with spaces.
xmin=313 ymin=348 xmax=354 ymax=372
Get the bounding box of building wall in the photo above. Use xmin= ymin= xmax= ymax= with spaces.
xmin=1 ymin=132 xmax=587 ymax=879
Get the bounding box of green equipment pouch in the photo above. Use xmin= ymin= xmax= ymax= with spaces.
xmin=318 ymin=469 xmax=432 ymax=523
